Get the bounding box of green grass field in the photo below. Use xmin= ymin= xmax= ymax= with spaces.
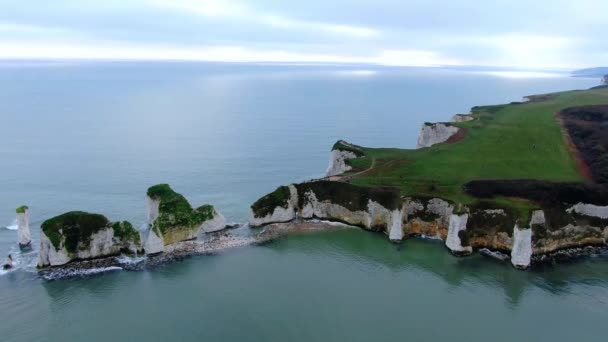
xmin=344 ymin=88 xmax=608 ymax=217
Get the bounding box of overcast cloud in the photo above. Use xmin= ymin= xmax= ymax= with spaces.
xmin=0 ymin=0 xmax=606 ymax=69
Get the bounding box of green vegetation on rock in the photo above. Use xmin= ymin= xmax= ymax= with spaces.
xmin=41 ymin=211 xmax=110 ymax=253
xmin=332 ymin=140 xmax=365 ymax=157
xmin=111 ymin=221 xmax=141 ymax=244
xmin=251 ymin=185 xmax=291 ymax=217
xmin=16 ymin=205 xmax=28 ymax=214
xmin=147 ymin=184 xmax=215 ymax=236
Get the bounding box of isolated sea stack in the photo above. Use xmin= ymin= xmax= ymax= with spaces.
xmin=37 ymin=211 xmax=143 ymax=267
xmin=16 ymin=205 xmax=31 ymax=249
xmin=144 ymin=184 xmax=226 ymax=255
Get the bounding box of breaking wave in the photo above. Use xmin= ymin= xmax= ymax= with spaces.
xmin=5 ymin=219 xmax=18 ymax=230
xmin=41 ymin=266 xmax=123 ymax=280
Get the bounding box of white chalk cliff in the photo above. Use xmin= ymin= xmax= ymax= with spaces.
xmin=416 ymin=123 xmax=460 ymax=149
xmin=144 ymin=196 xmax=164 ymax=255
xmin=249 ymin=185 xmax=298 ymax=226
xmin=445 ymin=214 xmax=472 ymax=255
xmin=566 ymin=202 xmax=608 ymax=219
xmin=38 ymin=225 xmax=141 ymax=267
xmin=326 ymin=150 xmax=358 ymax=177
xmin=200 ymin=208 xmax=227 ymax=233
xmin=299 ymin=190 xmax=401 ymax=234
xmin=511 ymin=225 xmax=533 ymax=269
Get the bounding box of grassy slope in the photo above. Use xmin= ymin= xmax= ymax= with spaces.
xmin=346 ymin=88 xmax=608 ymax=218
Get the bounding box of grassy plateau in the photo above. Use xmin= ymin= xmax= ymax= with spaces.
xmin=341 ymin=88 xmax=608 ymax=219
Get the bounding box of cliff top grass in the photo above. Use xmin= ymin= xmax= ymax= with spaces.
xmin=16 ymin=205 xmax=28 ymax=214
xmin=339 ymin=88 xmax=608 ymax=220
xmin=148 ymin=184 xmax=215 ymax=235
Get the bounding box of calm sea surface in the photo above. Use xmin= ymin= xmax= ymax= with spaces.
xmin=0 ymin=62 xmax=605 ymax=341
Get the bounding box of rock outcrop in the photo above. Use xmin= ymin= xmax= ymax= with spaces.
xmin=37 ymin=212 xmax=142 ymax=267
xmin=325 ymin=140 xmax=365 ymax=177
xmin=416 ymin=123 xmax=460 ymax=148
xmin=603 ymin=75 xmax=608 ymax=86
xmin=144 ymin=184 xmax=226 ymax=254
xmin=249 ymin=185 xmax=299 ymax=226
xmin=250 ymin=180 xmax=608 ymax=270
xmin=511 ymin=225 xmax=533 ymax=269
xmin=446 ymin=214 xmax=472 ymax=255
xmin=16 ymin=205 xmax=31 ymax=248
xmin=451 ymin=114 xmax=474 ymax=123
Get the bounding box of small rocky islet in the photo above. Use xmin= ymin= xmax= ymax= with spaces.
xmin=5 ymin=86 xmax=608 ymax=278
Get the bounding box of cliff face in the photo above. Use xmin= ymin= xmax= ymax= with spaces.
xmin=416 ymin=123 xmax=460 ymax=148
xmin=249 ymin=185 xmax=298 ymax=226
xmin=145 ymin=184 xmax=226 ymax=254
xmin=325 ymin=140 xmax=365 ymax=177
xmin=250 ymin=181 xmax=608 ymax=269
xmin=38 ymin=212 xmax=142 ymax=267
xmin=16 ymin=206 xmax=31 ymax=248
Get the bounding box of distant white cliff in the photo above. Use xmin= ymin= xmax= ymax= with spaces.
xmin=326 ymin=150 xmax=357 ymax=177
xmin=416 ymin=123 xmax=460 ymax=149
xmin=451 ymin=114 xmax=474 ymax=123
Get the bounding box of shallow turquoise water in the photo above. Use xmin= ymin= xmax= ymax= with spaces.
xmin=1 ymin=230 xmax=607 ymax=342
xmin=0 ymin=62 xmax=604 ymax=341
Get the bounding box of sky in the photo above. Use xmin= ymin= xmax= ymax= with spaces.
xmin=0 ymin=0 xmax=606 ymax=69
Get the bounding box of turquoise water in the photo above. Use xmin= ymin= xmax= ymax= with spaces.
xmin=0 ymin=62 xmax=605 ymax=341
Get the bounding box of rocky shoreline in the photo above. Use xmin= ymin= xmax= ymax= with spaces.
xmin=38 ymin=221 xmax=354 ymax=280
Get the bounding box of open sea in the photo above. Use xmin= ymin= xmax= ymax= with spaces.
xmin=0 ymin=61 xmax=605 ymax=341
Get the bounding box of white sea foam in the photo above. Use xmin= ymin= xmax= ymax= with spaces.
xmin=115 ymin=255 xmax=146 ymax=265
xmin=42 ymin=266 xmax=123 ymax=280
xmin=5 ymin=219 xmax=18 ymax=230
xmin=0 ymin=247 xmax=38 ymax=276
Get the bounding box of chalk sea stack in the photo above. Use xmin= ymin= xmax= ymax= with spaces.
xmin=16 ymin=205 xmax=31 ymax=249
xmin=144 ymin=184 xmax=226 ymax=255
xmin=37 ymin=211 xmax=142 ymax=267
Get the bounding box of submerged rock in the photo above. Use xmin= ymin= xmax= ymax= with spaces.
xmin=37 ymin=211 xmax=143 ymax=267
xmin=144 ymin=184 xmax=226 ymax=255
xmin=16 ymin=205 xmax=31 ymax=249
xmin=479 ymin=248 xmax=509 ymax=261
xmin=3 ymin=254 xmax=13 ymax=270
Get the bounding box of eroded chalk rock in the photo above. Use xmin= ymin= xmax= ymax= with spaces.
xmin=249 ymin=184 xmax=298 ymax=226
xmin=451 ymin=114 xmax=474 ymax=123
xmin=37 ymin=212 xmax=142 ymax=267
xmin=445 ymin=214 xmax=472 ymax=255
xmin=566 ymin=202 xmax=608 ymax=219
xmin=416 ymin=123 xmax=460 ymax=149
xmin=145 ymin=184 xmax=226 ymax=253
xmin=511 ymin=225 xmax=532 ymax=269
xmin=16 ymin=205 xmax=31 ymax=249
xmin=325 ymin=140 xmax=365 ymax=177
